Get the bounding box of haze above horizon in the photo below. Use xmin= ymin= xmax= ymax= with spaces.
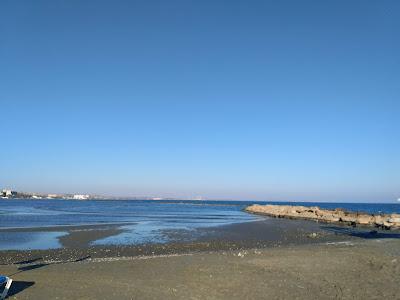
xmin=1 ymin=0 xmax=399 ymax=202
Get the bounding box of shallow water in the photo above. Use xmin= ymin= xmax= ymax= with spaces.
xmin=0 ymin=231 xmax=67 ymax=250
xmin=0 ymin=199 xmax=398 ymax=250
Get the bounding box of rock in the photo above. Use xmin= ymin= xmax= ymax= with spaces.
xmin=309 ymin=232 xmax=318 ymax=238
xmin=383 ymin=222 xmax=393 ymax=229
xmin=357 ymin=215 xmax=373 ymax=225
xmin=320 ymin=214 xmax=340 ymax=222
xmin=373 ymin=216 xmax=385 ymax=226
xmin=341 ymin=215 xmax=357 ymax=223
xmin=389 ymin=216 xmax=400 ymax=223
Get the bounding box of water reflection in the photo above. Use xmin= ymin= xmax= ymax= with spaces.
xmin=0 ymin=231 xmax=67 ymax=250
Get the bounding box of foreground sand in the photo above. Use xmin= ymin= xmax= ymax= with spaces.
xmin=1 ymin=239 xmax=399 ymax=299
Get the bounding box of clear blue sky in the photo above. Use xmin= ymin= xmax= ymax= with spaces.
xmin=1 ymin=0 xmax=399 ymax=202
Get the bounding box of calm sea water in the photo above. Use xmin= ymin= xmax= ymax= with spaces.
xmin=0 ymin=199 xmax=399 ymax=250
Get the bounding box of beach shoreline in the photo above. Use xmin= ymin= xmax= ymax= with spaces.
xmin=1 ymin=217 xmax=399 ymax=263
xmin=1 ymin=214 xmax=400 ymax=299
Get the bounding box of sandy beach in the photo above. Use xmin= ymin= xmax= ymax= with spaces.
xmin=1 ymin=238 xmax=399 ymax=299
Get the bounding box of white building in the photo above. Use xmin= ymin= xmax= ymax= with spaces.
xmin=1 ymin=189 xmax=13 ymax=197
xmin=73 ymin=194 xmax=90 ymax=200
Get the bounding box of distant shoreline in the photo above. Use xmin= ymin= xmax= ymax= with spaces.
xmin=1 ymin=197 xmax=399 ymax=204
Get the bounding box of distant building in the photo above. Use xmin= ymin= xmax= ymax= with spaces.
xmin=1 ymin=189 xmax=14 ymax=197
xmin=73 ymin=194 xmax=90 ymax=200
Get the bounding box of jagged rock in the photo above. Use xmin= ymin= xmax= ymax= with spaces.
xmin=373 ymin=216 xmax=385 ymax=226
xmin=383 ymin=221 xmax=393 ymax=229
xmin=341 ymin=215 xmax=357 ymax=223
xmin=389 ymin=214 xmax=400 ymax=223
xmin=357 ymin=215 xmax=373 ymax=225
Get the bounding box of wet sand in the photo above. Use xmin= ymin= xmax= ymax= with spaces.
xmin=0 ymin=217 xmax=373 ymax=264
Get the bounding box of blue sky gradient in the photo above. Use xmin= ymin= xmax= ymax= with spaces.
xmin=1 ymin=0 xmax=399 ymax=202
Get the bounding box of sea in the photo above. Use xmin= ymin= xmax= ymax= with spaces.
xmin=0 ymin=199 xmax=399 ymax=250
